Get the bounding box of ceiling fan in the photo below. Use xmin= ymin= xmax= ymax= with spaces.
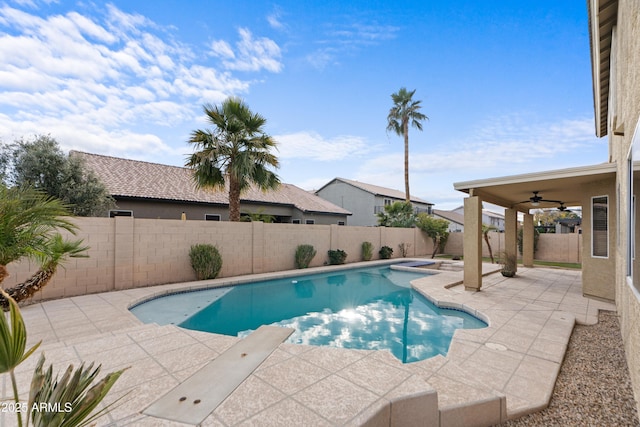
xmin=518 ymin=191 xmax=564 ymax=208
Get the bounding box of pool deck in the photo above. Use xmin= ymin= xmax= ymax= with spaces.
xmin=1 ymin=261 xmax=615 ymax=426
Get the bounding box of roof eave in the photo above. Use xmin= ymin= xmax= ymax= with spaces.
xmin=588 ymin=0 xmax=618 ymax=138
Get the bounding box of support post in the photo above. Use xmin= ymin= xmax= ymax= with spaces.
xmin=523 ymin=213 xmax=534 ymax=267
xmin=463 ymin=196 xmax=483 ymax=291
xmin=504 ymin=208 xmax=518 ymax=274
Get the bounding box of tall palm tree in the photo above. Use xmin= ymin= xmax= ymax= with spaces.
xmin=386 ymin=87 xmax=428 ymax=202
xmin=186 ymin=97 xmax=280 ymax=221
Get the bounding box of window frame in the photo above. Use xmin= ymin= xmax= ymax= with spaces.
xmin=591 ymin=195 xmax=609 ymax=259
xmin=109 ymin=210 xmax=133 ymax=217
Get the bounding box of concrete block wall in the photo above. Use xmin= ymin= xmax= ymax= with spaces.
xmin=445 ymin=231 xmax=582 ymax=263
xmin=3 ymin=217 xmax=432 ymax=303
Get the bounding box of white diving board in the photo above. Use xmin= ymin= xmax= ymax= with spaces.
xmin=144 ymin=325 xmax=294 ymax=425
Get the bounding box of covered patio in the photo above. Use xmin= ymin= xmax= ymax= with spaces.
xmin=453 ymin=162 xmax=618 ymax=301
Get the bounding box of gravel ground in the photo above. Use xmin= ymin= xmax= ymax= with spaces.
xmin=501 ymin=311 xmax=639 ymax=426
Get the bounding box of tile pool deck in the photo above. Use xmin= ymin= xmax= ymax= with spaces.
xmin=1 ymin=261 xmax=615 ymax=426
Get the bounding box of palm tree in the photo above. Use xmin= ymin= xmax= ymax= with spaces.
xmin=186 ymin=97 xmax=280 ymax=221
xmin=386 ymin=88 xmax=428 ymax=202
xmin=0 ymin=185 xmax=88 ymax=308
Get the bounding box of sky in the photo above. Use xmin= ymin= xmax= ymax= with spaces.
xmin=0 ymin=0 xmax=606 ymax=210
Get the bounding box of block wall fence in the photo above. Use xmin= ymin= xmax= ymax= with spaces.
xmin=4 ymin=218 xmax=582 ymax=304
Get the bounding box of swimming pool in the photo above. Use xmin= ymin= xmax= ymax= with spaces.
xmin=130 ymin=265 xmax=486 ymax=363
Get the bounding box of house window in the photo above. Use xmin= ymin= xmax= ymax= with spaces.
xmin=292 ymin=219 xmax=301 ymax=224
xmin=109 ymin=210 xmax=133 ymax=217
xmin=305 ymin=219 xmax=315 ymax=225
xmin=591 ymin=196 xmax=608 ymax=258
xmin=384 ymin=199 xmax=392 ymax=206
xmin=205 ymin=214 xmax=221 ymax=221
xmin=337 ymin=221 xmax=345 ymax=226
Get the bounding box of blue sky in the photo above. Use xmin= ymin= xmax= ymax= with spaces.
xmin=0 ymin=0 xmax=605 ymax=210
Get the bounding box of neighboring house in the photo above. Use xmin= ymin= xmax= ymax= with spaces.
xmin=432 ymin=209 xmax=464 ymax=232
xmin=452 ymin=206 xmax=505 ymax=231
xmin=73 ymin=151 xmax=351 ymax=224
xmin=315 ymin=178 xmax=433 ymax=226
xmin=454 ymin=0 xmax=640 ymax=415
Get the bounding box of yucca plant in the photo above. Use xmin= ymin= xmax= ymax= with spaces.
xmin=0 ymin=289 xmax=126 ymax=427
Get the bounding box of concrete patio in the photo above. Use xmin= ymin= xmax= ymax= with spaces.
xmin=0 ymin=263 xmax=614 ymax=426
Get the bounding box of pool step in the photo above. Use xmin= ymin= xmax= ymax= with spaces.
xmin=143 ymin=325 xmax=294 ymax=425
xmin=409 ymin=355 xmax=508 ymax=426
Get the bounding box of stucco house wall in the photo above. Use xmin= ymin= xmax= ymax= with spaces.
xmin=315 ymin=180 xmax=376 ymax=226
xmin=592 ymin=0 xmax=640 ymax=415
xmin=580 ymin=179 xmax=616 ymax=300
xmin=608 ymin=0 xmax=640 ymax=412
xmin=316 ymin=178 xmax=434 ymax=227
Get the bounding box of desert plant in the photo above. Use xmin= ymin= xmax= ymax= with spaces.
xmin=361 ymin=241 xmax=373 ymax=261
xmin=189 ymin=244 xmax=223 ymax=279
xmin=416 ymin=213 xmax=449 ymax=258
xmin=482 ymin=224 xmax=497 ymax=263
xmin=499 ymin=252 xmax=517 ymax=277
xmin=295 ymin=244 xmax=316 ymax=268
xmin=0 ymin=289 xmax=126 ymax=427
xmin=327 ymin=249 xmax=347 ymax=265
xmin=0 ymin=185 xmax=88 ymax=309
xmin=398 ymin=242 xmax=411 ymax=257
xmin=379 ymin=246 xmax=393 ymax=259
xmin=377 ymin=201 xmax=416 ymax=227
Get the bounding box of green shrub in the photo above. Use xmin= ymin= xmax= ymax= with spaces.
xmin=327 ymin=249 xmax=347 ymax=265
xmin=361 ymin=241 xmax=373 ymax=261
xmin=189 ymin=244 xmax=223 ymax=280
xmin=295 ymin=244 xmax=317 ymax=268
xmin=379 ymin=245 xmax=393 ymax=259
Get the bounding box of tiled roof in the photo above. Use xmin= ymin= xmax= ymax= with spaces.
xmin=318 ymin=178 xmax=433 ymax=205
xmin=72 ymin=151 xmax=351 ymax=215
xmin=432 ymin=209 xmax=464 ymax=225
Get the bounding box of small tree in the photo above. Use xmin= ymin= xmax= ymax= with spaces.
xmin=482 ymin=224 xmax=497 ymax=263
xmin=416 ymin=213 xmax=449 ymax=258
xmin=377 ymin=201 xmax=416 ymax=227
xmin=0 ymin=135 xmax=115 ymax=216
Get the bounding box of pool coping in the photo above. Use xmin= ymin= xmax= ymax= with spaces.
xmin=5 ymin=259 xmax=616 ymax=426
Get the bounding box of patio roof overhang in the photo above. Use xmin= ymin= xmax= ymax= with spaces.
xmin=588 ymin=0 xmax=618 ymax=137
xmin=453 ymin=163 xmax=618 ymax=213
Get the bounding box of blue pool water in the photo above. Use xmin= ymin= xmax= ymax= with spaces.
xmin=131 ymin=266 xmax=486 ymax=363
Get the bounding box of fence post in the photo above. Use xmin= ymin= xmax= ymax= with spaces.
xmin=113 ymin=216 xmax=134 ymax=290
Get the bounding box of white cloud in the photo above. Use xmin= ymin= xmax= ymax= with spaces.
xmin=0 ymin=4 xmax=260 ymax=158
xmin=360 ymin=115 xmax=601 ymax=179
xmin=211 ymin=27 xmax=282 ymax=73
xmin=305 ymin=21 xmax=399 ymax=70
xmin=275 ymin=131 xmax=374 ymax=161
xmin=267 ymin=8 xmax=285 ymax=31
